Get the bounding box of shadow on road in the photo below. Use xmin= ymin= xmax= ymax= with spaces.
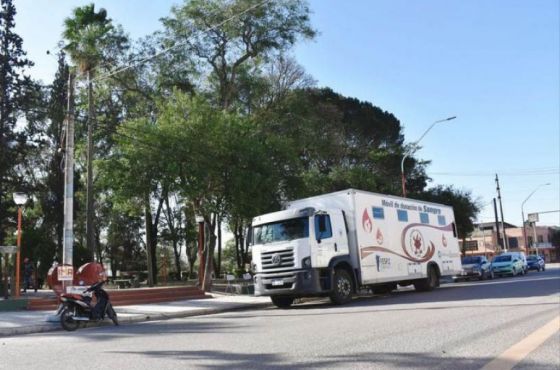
xmin=282 ymin=268 xmax=560 ymax=311
xmin=41 ymin=319 xmax=248 ymax=342
xmin=105 ymin=349 xmax=555 ymax=370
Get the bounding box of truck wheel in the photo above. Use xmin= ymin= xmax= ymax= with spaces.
xmin=270 ymin=296 xmax=294 ymax=309
xmin=330 ymin=269 xmax=353 ymax=305
xmin=414 ymin=266 xmax=439 ymax=292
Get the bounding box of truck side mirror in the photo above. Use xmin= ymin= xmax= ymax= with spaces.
xmin=247 ymin=226 xmax=253 ymax=246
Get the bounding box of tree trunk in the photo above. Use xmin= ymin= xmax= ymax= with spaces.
xmin=216 ymin=219 xmax=222 ymax=277
xmin=164 ymin=195 xmax=182 ymax=281
xmin=239 ymin=224 xmax=247 ymax=268
xmin=173 ymin=239 xmax=181 ymax=280
xmin=144 ymin=198 xmax=155 ymax=287
xmin=188 ymin=256 xmax=196 ymax=279
xmin=201 ymin=215 xmax=216 ymax=291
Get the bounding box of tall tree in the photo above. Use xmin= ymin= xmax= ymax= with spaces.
xmin=160 ymin=0 xmax=315 ymax=110
xmin=62 ymin=3 xmax=127 ymax=260
xmin=0 ymin=0 xmax=34 ymax=245
xmin=39 ymin=52 xmax=68 ymax=258
xmin=160 ymin=0 xmax=315 ymax=285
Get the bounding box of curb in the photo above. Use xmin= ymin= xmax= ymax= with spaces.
xmin=0 ymin=301 xmax=272 ymax=338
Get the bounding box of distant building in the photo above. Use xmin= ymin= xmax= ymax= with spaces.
xmin=459 ymin=222 xmax=559 ymax=262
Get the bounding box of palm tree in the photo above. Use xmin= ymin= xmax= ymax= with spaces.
xmin=62 ymin=4 xmax=114 ymax=74
xmin=62 ymin=4 xmax=122 ymax=262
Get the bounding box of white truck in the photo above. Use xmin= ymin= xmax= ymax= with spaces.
xmin=251 ymin=189 xmax=462 ymax=308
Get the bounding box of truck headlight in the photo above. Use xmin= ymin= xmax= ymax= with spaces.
xmin=250 ymin=261 xmax=257 ymax=272
xmin=302 ymin=257 xmax=311 ymax=268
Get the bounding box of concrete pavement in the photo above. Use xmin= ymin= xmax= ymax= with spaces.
xmin=2 ymin=266 xmax=558 ymax=369
xmin=0 ymin=293 xmax=272 ymax=337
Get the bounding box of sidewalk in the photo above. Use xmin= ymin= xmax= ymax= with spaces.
xmin=0 ymin=293 xmax=272 ymax=337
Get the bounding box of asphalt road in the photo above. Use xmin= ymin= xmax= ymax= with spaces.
xmin=1 ymin=267 xmax=559 ymax=370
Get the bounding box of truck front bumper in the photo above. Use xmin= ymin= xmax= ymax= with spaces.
xmin=254 ymin=268 xmax=329 ymax=297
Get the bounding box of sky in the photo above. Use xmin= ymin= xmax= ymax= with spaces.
xmin=14 ymin=0 xmax=560 ymax=226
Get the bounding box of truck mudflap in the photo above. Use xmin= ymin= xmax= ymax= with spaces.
xmin=254 ymin=268 xmax=328 ymax=297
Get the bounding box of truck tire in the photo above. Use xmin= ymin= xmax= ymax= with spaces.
xmin=414 ymin=266 xmax=439 ymax=292
xmin=271 ymin=296 xmax=294 ymax=309
xmin=330 ymin=269 xmax=353 ymax=305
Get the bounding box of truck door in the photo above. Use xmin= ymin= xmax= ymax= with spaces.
xmin=313 ymin=211 xmax=349 ymax=267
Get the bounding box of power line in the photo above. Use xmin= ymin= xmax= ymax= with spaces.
xmin=429 ymin=169 xmax=559 ymax=177
xmin=92 ymin=0 xmax=273 ymax=83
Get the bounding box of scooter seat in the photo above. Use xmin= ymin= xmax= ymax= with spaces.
xmin=61 ymin=293 xmax=83 ymax=300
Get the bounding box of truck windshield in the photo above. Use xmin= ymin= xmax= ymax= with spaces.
xmin=253 ymin=217 xmax=309 ymax=245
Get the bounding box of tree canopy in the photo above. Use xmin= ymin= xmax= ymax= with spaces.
xmin=1 ymin=0 xmax=482 ymax=285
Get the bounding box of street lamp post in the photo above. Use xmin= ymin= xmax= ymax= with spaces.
xmin=400 ymin=116 xmax=456 ymax=197
xmin=521 ymin=183 xmax=550 ymax=253
xmin=13 ymin=192 xmax=28 ymax=298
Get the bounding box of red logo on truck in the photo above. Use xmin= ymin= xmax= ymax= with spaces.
xmin=410 ymin=230 xmax=425 ymax=257
xmin=376 ymin=228 xmax=384 ymax=245
xmin=362 ymin=209 xmax=373 ymax=233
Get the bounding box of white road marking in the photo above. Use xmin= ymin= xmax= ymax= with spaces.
xmin=481 ymin=315 xmax=560 ymax=370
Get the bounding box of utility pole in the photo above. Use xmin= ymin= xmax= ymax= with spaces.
xmin=86 ymin=70 xmax=95 ymax=261
xmin=495 ymin=174 xmax=508 ymax=252
xmin=493 ymin=198 xmax=502 ymax=252
xmin=531 ymin=221 xmax=538 ymax=256
xmin=63 ymin=72 xmax=75 ymax=285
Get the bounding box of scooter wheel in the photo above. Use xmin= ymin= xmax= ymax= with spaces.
xmin=60 ymin=308 xmax=79 ymax=331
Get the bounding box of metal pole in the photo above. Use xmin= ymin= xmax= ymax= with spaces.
xmin=400 ymin=158 xmax=408 ymax=198
xmin=495 ymin=174 xmax=508 ymax=251
xmin=532 ymin=222 xmax=538 ymax=256
xmin=86 ymin=70 xmax=95 ymax=261
xmin=400 ymin=116 xmax=456 ymax=198
xmin=481 ymin=224 xmax=487 ymax=258
xmin=521 ymin=183 xmax=550 ymax=253
xmin=493 ymin=198 xmax=502 ymax=251
xmin=521 ymin=208 xmax=527 ymax=252
xmin=15 ymin=207 xmax=22 ymax=297
xmin=62 ymin=72 xmax=75 ymax=295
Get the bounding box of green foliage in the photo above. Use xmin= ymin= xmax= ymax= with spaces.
xmin=62 ymin=3 xmax=127 ymax=74
xmin=256 ymin=87 xmax=429 ymax=198
xmin=160 ymin=0 xmax=315 ymax=108
xmin=0 ymin=0 xmax=36 ymax=245
xmin=2 ymin=0 xmax=486 ymax=282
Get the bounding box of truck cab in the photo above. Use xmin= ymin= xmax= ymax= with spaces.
xmin=251 ymin=207 xmax=353 ymax=307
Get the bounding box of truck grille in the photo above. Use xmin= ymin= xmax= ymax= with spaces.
xmin=261 ymin=248 xmax=295 ymax=270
